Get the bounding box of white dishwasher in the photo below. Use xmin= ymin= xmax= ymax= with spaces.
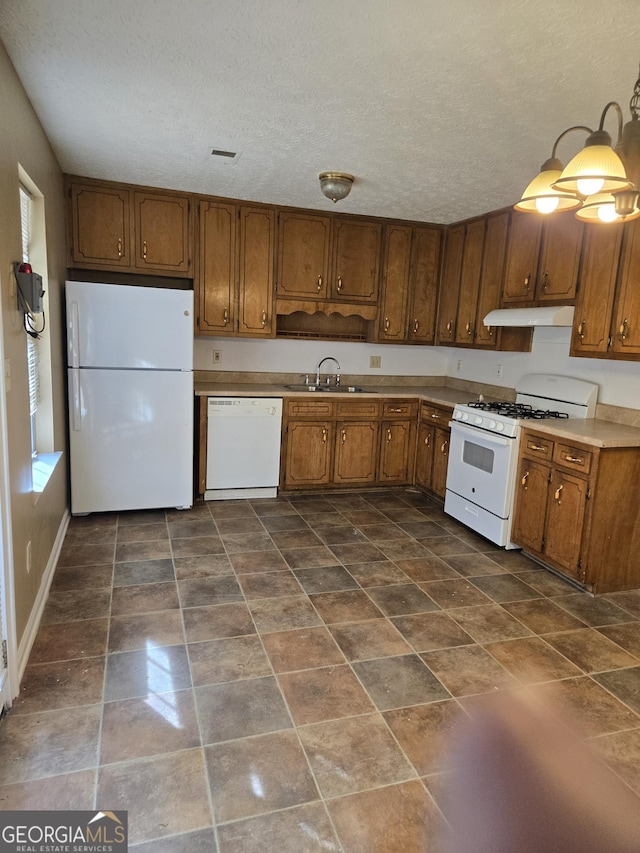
xmin=205 ymin=397 xmax=283 ymax=500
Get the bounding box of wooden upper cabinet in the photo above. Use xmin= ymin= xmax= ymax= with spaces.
xmin=277 ymin=211 xmax=331 ymax=298
xmin=377 ymin=224 xmax=412 ymax=341
xmin=134 ymin=192 xmax=192 ymax=274
xmin=197 ymin=200 xmax=236 ymax=335
xmin=436 ymin=224 xmax=465 ymax=343
xmin=407 ymin=225 xmax=442 ymax=344
xmin=611 ymin=218 xmax=640 ymax=356
xmin=237 ymin=206 xmax=276 ymax=337
xmin=502 ymin=212 xmax=543 ymax=303
xmin=537 ymin=211 xmax=584 ymax=303
xmin=455 ymin=218 xmax=486 ymax=344
xmin=570 ymin=224 xmax=623 ymax=356
xmin=69 ymin=182 xmax=131 ymax=268
xmin=475 ymin=211 xmax=509 ymax=347
xmin=332 ymin=218 xmax=382 ymax=301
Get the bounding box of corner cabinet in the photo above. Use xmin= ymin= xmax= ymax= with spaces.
xmin=511 ymin=428 xmax=640 ymax=593
xmin=196 ymin=200 xmax=275 ymax=337
xmin=65 ymin=176 xmax=193 ymax=276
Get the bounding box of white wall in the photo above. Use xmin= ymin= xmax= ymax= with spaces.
xmin=195 ymin=327 xmax=640 ymax=408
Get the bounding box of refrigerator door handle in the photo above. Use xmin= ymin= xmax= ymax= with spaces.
xmin=71 ymin=371 xmax=82 ymax=431
xmin=69 ymin=301 xmax=80 ymax=368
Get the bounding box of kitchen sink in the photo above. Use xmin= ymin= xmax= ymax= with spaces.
xmin=283 ymin=384 xmax=374 ymax=393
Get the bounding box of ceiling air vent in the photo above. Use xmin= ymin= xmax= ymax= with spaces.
xmin=211 ymin=148 xmax=238 ymax=159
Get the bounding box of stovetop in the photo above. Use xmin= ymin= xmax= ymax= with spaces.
xmin=451 ymin=401 xmax=572 ymax=438
xmin=467 ymin=401 xmax=570 ymax=420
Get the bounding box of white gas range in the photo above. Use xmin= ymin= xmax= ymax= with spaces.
xmin=444 ymin=374 xmax=599 ymax=549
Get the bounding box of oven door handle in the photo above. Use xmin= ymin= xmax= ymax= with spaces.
xmin=449 ymin=420 xmax=516 ymax=448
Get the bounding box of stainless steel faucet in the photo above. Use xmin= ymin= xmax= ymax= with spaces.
xmin=315 ymin=356 xmax=341 ymax=386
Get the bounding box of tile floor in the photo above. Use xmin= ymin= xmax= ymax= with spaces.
xmin=1 ymin=488 xmax=639 ymax=851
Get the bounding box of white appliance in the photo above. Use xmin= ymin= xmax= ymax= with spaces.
xmin=206 ymin=397 xmax=283 ymax=500
xmin=445 ymin=374 xmax=598 ymax=548
xmin=66 ymin=280 xmax=194 ymax=515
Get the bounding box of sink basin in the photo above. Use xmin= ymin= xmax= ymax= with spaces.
xmin=283 ymin=384 xmax=374 ymax=393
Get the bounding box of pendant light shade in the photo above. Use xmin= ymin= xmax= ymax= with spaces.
xmin=319 ymin=172 xmax=354 ymax=203
xmin=514 ymin=157 xmax=582 ymax=213
xmin=575 ymin=190 xmax=640 ymax=223
xmin=552 ymin=130 xmax=632 ymax=196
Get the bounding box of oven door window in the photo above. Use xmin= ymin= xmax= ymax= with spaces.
xmin=462 ymin=439 xmax=494 ymax=474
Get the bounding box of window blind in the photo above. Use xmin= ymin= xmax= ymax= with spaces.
xmin=19 ymin=185 xmax=39 ymax=452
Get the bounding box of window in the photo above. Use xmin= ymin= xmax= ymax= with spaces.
xmin=19 ymin=185 xmax=39 ymax=458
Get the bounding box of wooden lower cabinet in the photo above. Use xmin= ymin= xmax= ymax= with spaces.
xmin=414 ymin=402 xmax=452 ymax=499
xmin=281 ymin=397 xmax=417 ymax=490
xmin=511 ymin=428 xmax=640 ymax=593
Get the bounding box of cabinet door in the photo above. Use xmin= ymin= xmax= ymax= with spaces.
xmin=331 ymin=218 xmax=382 ymax=301
xmin=436 ymin=225 xmax=465 ymax=343
xmin=284 ymin=421 xmax=334 ymax=487
xmin=502 ymin=213 xmax=542 ymax=303
xmin=277 ymin=211 xmax=331 ymax=298
xmin=334 ymin=421 xmax=380 ymax=484
xmin=455 ymin=218 xmax=486 ymax=344
xmin=238 ymin=206 xmax=276 ymax=337
xmin=537 ymin=212 xmax=583 ymax=302
xmin=415 ymin=422 xmax=435 ymax=489
xmin=407 ymin=226 xmax=442 ymax=344
xmin=134 ymin=192 xmax=191 ymax=273
xmin=430 ymin=427 xmax=450 ymax=499
xmin=378 ymin=421 xmax=414 ymax=484
xmin=377 ymin=224 xmax=412 ymax=341
xmin=611 ymin=219 xmax=640 ymax=356
xmin=511 ymin=458 xmax=549 ymax=553
xmin=69 ymin=183 xmax=131 ymax=267
xmin=544 ymin=470 xmax=589 ymax=578
xmin=197 ymin=200 xmax=236 ymax=335
xmin=571 ymin=225 xmax=622 ymax=356
xmin=475 ymin=212 xmax=509 ymax=348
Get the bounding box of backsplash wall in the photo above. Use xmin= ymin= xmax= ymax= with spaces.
xmin=194 ymin=327 xmax=640 ymax=409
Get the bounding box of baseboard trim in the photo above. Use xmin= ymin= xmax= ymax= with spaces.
xmin=17 ymin=508 xmax=70 ymax=683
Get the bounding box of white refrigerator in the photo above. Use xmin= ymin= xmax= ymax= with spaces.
xmin=66 ymin=281 xmax=194 ymax=515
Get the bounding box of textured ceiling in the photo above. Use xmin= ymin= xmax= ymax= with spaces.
xmin=1 ymin=0 xmax=639 ymax=223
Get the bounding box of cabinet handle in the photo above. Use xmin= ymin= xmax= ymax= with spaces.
xmin=322 ymin=428 xmax=327 ymax=444
xmin=465 ymin=320 xmax=472 ymax=336
xmin=487 ymin=325 xmax=494 ymax=337
xmin=542 ymin=271 xmax=549 ymax=292
xmin=441 ymin=439 xmax=449 ymax=454
xmin=413 ymin=319 xmax=419 ymax=333
xmin=521 ymin=470 xmax=529 ymax=488
xmin=446 ymin=320 xmax=453 ymax=334
xmin=578 ymin=319 xmax=586 ymax=340
xmin=261 ymin=310 xmax=268 ymax=327
xmin=317 ymin=275 xmax=323 ymax=291
xmin=524 ymin=273 xmax=531 ymax=291
xmin=388 ymin=408 xmax=403 ymax=413
xmin=430 ymin=413 xmax=440 ymax=420
xmin=386 ymin=429 xmax=392 ymax=443
xmin=619 ymin=318 xmax=629 ymax=341
xmin=337 ymin=275 xmax=343 ymax=292
xmin=341 ymin=429 xmax=347 ymax=444
xmin=117 ymin=238 xmax=123 ymax=258
xmin=564 ymin=454 xmax=584 ymax=464
xmin=223 ymin=307 xmax=229 ymax=326
xmin=143 ymin=240 xmax=148 ymax=259
xmin=530 ymin=443 xmax=547 ymax=452
xmin=384 ymin=317 xmax=390 ymax=331
xmin=424 ymin=434 xmax=430 ymax=446
xmin=554 ymin=483 xmax=563 ymax=502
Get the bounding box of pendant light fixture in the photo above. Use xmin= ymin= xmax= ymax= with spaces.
xmin=516 ymin=64 xmax=640 ymax=223
xmin=319 ymin=172 xmax=354 ymax=203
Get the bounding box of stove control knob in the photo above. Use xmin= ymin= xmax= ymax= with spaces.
xmin=495 ymin=422 xmax=505 ymax=432
xmin=454 ymin=411 xmax=463 ymax=420
xmin=488 ymin=419 xmax=497 ymax=430
xmin=461 ymin=412 xmax=469 ymax=421
xmin=474 ymin=416 xmax=483 ymax=426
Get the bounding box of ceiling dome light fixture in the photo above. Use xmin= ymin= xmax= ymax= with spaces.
xmin=319 ymin=172 xmax=354 ymax=203
xmin=516 ymin=64 xmax=640 ymax=224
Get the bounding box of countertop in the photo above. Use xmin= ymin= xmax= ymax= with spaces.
xmin=194 ymin=382 xmax=640 ymax=449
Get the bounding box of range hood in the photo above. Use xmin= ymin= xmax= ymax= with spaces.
xmin=483 ymin=306 xmax=575 ymax=328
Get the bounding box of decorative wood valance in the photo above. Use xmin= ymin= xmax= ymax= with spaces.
xmin=276 ymin=299 xmax=377 ymax=320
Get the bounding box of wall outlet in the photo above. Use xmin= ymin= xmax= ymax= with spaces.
xmin=497 ymin=363 xmax=503 ymax=379
xmin=370 ymin=355 xmax=381 ymax=369
xmin=213 ymin=350 xmax=222 ymax=364
xmin=26 ymin=540 xmax=32 ymax=574
xmin=456 ymin=359 xmax=462 ymax=373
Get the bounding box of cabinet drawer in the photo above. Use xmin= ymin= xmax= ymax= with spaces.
xmin=522 ymin=433 xmax=554 ymax=460
xmin=419 ymin=403 xmax=451 ymax=424
xmin=553 ymin=442 xmax=592 ymax=474
xmin=335 ymin=400 xmax=381 ymax=418
xmin=285 ymin=399 xmax=334 ymax=418
xmin=383 ymin=400 xmax=417 ymax=419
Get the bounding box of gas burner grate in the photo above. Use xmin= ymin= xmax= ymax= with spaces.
xmin=467 ymin=401 xmax=570 ymax=420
